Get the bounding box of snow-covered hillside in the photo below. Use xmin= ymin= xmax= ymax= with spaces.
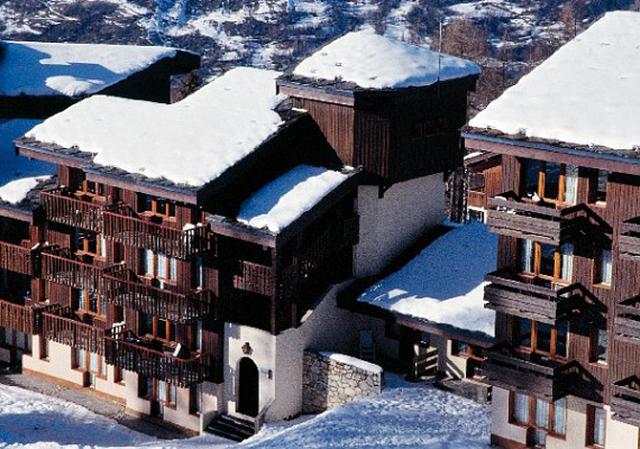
xmin=0 ymin=0 xmax=636 ymax=77
xmin=0 ymin=376 xmax=490 ymax=449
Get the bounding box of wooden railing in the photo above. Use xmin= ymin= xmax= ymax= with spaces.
xmin=615 ymin=296 xmax=640 ymax=344
xmin=41 ymin=189 xmax=106 ymax=233
xmin=620 ymin=218 xmax=640 ymax=261
xmin=484 ymin=269 xmax=580 ymax=324
xmin=103 ymin=206 xmax=211 ymax=258
xmin=104 ymin=329 xmax=209 ymax=387
xmin=0 ymin=241 xmax=33 ymax=276
xmin=102 ymin=266 xmax=215 ymax=322
xmin=487 ymin=192 xmax=580 ymax=245
xmin=41 ymin=307 xmax=107 ymax=354
xmin=41 ymin=251 xmax=103 ymax=292
xmin=233 ymin=261 xmax=273 ymax=296
xmin=0 ymin=299 xmax=37 ymax=334
xmin=612 ymin=376 xmax=640 ymax=427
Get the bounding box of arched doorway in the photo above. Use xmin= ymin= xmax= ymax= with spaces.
xmin=237 ymin=357 xmax=259 ymax=417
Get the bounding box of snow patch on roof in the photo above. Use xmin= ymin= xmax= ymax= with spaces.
xmin=293 ymin=27 xmax=479 ymax=89
xmin=469 ymin=11 xmax=640 ymax=150
xmin=319 ymin=352 xmax=383 ymax=374
xmin=0 ymin=119 xmax=55 ymax=205
xmin=0 ymin=40 xmax=180 ymax=97
xmin=26 ymin=67 xmax=285 ymax=187
xmin=358 ymin=222 xmax=496 ymax=337
xmin=237 ymin=165 xmax=349 ymax=233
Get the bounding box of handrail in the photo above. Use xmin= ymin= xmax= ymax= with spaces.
xmin=0 ymin=240 xmax=33 ymax=276
xmin=485 ymin=269 xmax=578 ymax=302
xmin=254 ymin=396 xmax=276 ymax=434
xmin=488 ymin=191 xmax=582 ymax=218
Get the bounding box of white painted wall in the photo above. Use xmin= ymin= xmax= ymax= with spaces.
xmin=354 ymin=173 xmax=445 ymax=278
xmin=491 ymin=387 xmax=528 ymax=445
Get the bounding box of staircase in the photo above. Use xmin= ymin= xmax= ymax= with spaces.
xmin=206 ymin=414 xmax=256 ymax=442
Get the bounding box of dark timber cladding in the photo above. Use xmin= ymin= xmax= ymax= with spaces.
xmin=468 ymin=127 xmax=640 ymax=424
xmin=277 ymin=74 xmax=477 ymax=184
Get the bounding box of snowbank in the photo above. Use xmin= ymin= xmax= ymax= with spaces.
xmin=358 ymin=222 xmax=496 ymax=337
xmin=469 ymin=11 xmax=640 ymax=150
xmin=319 ymin=352 xmax=383 ymax=374
xmin=0 ymin=40 xmax=179 ymax=97
xmin=26 ymin=67 xmax=285 ymax=187
xmin=293 ymin=28 xmax=479 ymax=89
xmin=0 ymin=119 xmax=55 ymax=204
xmin=237 ymin=165 xmax=349 ymax=232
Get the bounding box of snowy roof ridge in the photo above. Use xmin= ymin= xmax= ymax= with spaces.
xmin=292 ymin=27 xmax=480 ymax=90
xmin=0 ymin=40 xmax=184 ymax=97
xmin=25 ymin=67 xmax=287 ymax=187
xmin=469 ymin=11 xmax=640 ymax=151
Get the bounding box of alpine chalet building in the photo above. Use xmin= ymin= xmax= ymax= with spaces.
xmin=466 ymin=11 xmax=640 ymax=449
xmin=0 ymin=31 xmax=479 ymax=437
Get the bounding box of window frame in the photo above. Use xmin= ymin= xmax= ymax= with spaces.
xmin=523 ymin=160 xmax=568 ymax=204
xmin=139 ymin=312 xmax=176 ymax=344
xmin=142 ymin=250 xmax=177 ymax=284
xmin=590 ymin=327 xmax=609 ymax=365
xmin=139 ymin=194 xmax=177 ymax=221
xmin=76 ymin=289 xmax=107 ymax=318
xmin=593 ymin=248 xmax=613 ymax=287
xmin=519 ymin=240 xmax=573 ymax=285
xmin=73 ymin=349 xmax=107 ymax=380
xmin=509 ymin=392 xmax=567 ymax=439
xmin=513 ymin=318 xmax=569 ymax=359
xmin=139 ymin=376 xmax=177 ymax=408
xmin=586 ymin=405 xmax=606 ymax=448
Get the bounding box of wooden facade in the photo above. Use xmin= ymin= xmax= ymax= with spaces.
xmin=466 ymin=131 xmax=640 ymax=427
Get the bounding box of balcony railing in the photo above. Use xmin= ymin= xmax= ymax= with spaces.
xmin=104 ymin=329 xmax=211 ymax=387
xmin=41 ymin=189 xmax=107 ymax=233
xmin=482 ymin=343 xmax=574 ymax=400
xmin=0 ymin=241 xmax=34 ymax=276
xmin=233 ymin=261 xmax=273 ymax=296
xmin=41 ymin=251 xmax=104 ymax=292
xmin=103 ymin=205 xmax=211 ymax=258
xmin=487 ymin=192 xmax=579 ymax=245
xmin=484 ymin=269 xmax=581 ymax=325
xmin=0 ymin=299 xmax=38 ymax=334
xmin=40 ymin=307 xmax=107 ymax=355
xmin=615 ymin=296 xmax=640 ymax=344
xmin=620 ymin=218 xmax=640 ymax=261
xmin=102 ymin=265 xmax=215 ymax=322
xmin=612 ymin=376 xmax=640 ymax=427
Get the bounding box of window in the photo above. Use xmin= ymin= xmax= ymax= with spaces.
xmin=76 ymin=289 xmax=106 ymax=317
xmin=595 ymin=249 xmax=612 ymax=286
xmin=113 ymin=367 xmax=123 ymax=384
xmin=510 ymin=393 xmax=567 ymax=438
xmin=75 ymin=179 xmax=105 ymax=200
xmin=190 ymin=384 xmax=202 ymax=415
xmin=40 ymin=338 xmax=49 ymax=360
xmin=591 ymin=328 xmax=608 ymax=364
xmin=139 ymin=312 xmax=176 ymax=343
xmin=75 ymin=231 xmax=107 ymax=259
xmin=1 ymin=328 xmax=31 ymax=353
xmin=519 ymin=240 xmax=573 ymax=284
xmin=75 ymin=349 xmax=107 ymax=379
xmin=522 ymin=160 xmax=578 ymax=204
xmin=587 ymin=406 xmax=606 ymax=447
xmin=514 ymin=318 xmax=569 ymax=358
xmin=590 ymin=170 xmax=609 ymax=204
xmin=451 ymin=340 xmax=486 ymax=359
xmin=139 ymin=377 xmax=176 ymax=407
xmin=139 ymin=194 xmax=176 ymax=219
xmin=142 ymin=250 xmax=177 ymax=284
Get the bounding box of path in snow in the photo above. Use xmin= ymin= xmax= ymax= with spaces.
xmin=0 ymin=375 xmax=490 ymax=449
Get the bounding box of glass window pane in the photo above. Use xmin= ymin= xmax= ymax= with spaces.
xmin=594 ymin=407 xmax=606 ymax=445
xmin=157 ymin=253 xmax=167 ymax=279
xmin=540 ymin=244 xmax=556 ymax=277
xmin=564 ymin=165 xmax=578 ymax=204
xmin=519 ymin=240 xmax=534 ymax=273
xmin=596 ymin=329 xmax=608 ymax=364
xmin=158 ymin=380 xmax=167 ymax=402
xmin=536 ymin=398 xmax=550 ymax=428
xmin=596 ymin=171 xmax=608 ymax=203
xmin=544 ymin=163 xmax=561 ymax=199
xmin=169 ymin=257 xmax=177 ymax=281
xmin=556 ymin=321 xmax=569 ymax=358
xmin=524 ymin=160 xmax=542 ymax=197
xmin=554 ymin=398 xmax=567 ymax=435
xmin=560 ymin=243 xmax=573 ymax=282
xmin=513 ymin=393 xmax=529 ymax=424
xmin=144 ymin=249 xmax=154 ymax=276
xmin=536 ymin=322 xmax=552 ymax=353
xmin=516 ymin=318 xmax=532 ymax=348
xmin=600 ymin=249 xmax=612 ymax=285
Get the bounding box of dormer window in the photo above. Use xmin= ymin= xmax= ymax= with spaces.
xmin=75 ymin=179 xmax=105 ymax=201
xmin=139 ymin=194 xmax=176 ymax=220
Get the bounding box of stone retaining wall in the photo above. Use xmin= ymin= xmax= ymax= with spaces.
xmin=302 ymin=351 xmax=383 ymax=414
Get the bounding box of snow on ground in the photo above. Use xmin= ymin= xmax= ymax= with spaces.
xmin=0 ymin=375 xmax=490 ymax=449
xmin=236 ymin=165 xmax=349 ymax=232
xmin=358 ymin=222 xmax=496 ymax=337
xmin=469 ymin=11 xmax=640 ymax=150
xmin=0 ymin=119 xmax=55 ymax=205
xmin=27 ymin=68 xmax=284 ymax=187
xmin=0 ymin=41 xmax=179 ymax=97
xmin=293 ymin=28 xmax=479 ymax=89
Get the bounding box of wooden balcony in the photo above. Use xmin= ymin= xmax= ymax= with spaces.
xmin=104 ymin=329 xmax=212 ymax=387
xmin=102 ymin=265 xmax=215 ymax=322
xmin=486 ymin=193 xmax=579 ymax=245
xmin=103 ymin=205 xmax=212 ymax=259
xmin=615 ymin=296 xmax=640 ymax=344
xmin=41 ymin=189 xmax=106 ymax=233
xmin=40 ymin=307 xmax=107 ymax=355
xmin=612 ymin=376 xmax=640 ymax=427
xmin=482 ymin=344 xmax=574 ymax=400
xmin=233 ymin=261 xmax=273 ymax=296
xmin=620 ymin=218 xmax=640 ymax=261
xmin=41 ymin=251 xmax=104 ymax=292
xmin=0 ymin=299 xmax=38 ymax=334
xmin=484 ymin=269 xmax=581 ymax=325
xmin=0 ymin=241 xmax=34 ymax=276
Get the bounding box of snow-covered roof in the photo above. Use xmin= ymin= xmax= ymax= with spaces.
xmin=292 ymin=28 xmax=480 ymax=89
xmin=0 ymin=119 xmax=55 ymax=206
xmin=0 ymin=41 xmax=180 ymax=97
xmin=319 ymin=352 xmax=383 ymax=374
xmin=358 ymin=222 xmax=496 ymax=337
xmin=25 ymin=68 xmax=285 ymax=187
xmin=469 ymin=11 xmax=640 ymax=151
xmin=237 ymin=165 xmax=350 ymax=233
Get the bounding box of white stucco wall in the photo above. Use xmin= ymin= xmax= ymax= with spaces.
xmin=354 ymin=173 xmax=445 ymax=278
xmin=491 ymin=387 xmax=529 ymax=445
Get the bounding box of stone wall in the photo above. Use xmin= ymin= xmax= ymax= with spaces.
xmin=302 ymin=351 xmax=383 ymax=414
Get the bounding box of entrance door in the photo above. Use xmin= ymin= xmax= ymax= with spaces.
xmin=237 ymin=357 xmax=259 ymax=417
